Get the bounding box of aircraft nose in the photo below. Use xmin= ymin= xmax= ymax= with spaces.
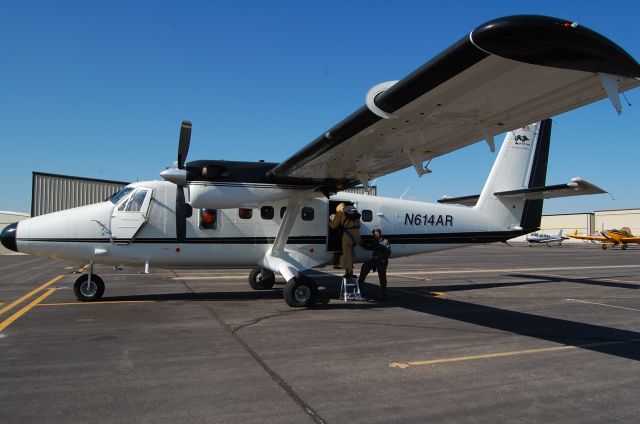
xmin=1 ymin=222 xmax=18 ymax=252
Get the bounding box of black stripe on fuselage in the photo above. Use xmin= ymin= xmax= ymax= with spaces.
xmin=17 ymin=236 xmax=327 ymax=245
xmin=18 ymin=230 xmax=527 ymax=246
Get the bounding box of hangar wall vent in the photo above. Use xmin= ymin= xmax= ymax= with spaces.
xmin=32 ymin=172 xmax=129 ymax=217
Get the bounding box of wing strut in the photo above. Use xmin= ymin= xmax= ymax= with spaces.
xmin=598 ymin=73 xmax=623 ymax=115
xmin=273 ymin=194 xmax=304 ymax=251
xmin=259 ymin=192 xmax=324 ymax=282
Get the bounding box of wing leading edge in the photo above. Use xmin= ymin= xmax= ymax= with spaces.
xmin=268 ymin=15 xmax=640 ymax=192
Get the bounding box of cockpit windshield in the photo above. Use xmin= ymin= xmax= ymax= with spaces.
xmin=108 ymin=187 xmax=134 ymax=204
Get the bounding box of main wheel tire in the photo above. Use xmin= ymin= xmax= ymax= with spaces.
xmin=283 ymin=276 xmax=318 ymax=307
xmin=248 ymin=268 xmax=276 ymax=290
xmin=73 ymin=274 xmax=105 ymax=302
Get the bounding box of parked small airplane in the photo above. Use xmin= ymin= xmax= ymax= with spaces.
xmin=568 ymin=227 xmax=640 ymax=249
xmin=2 ymin=15 xmax=639 ymax=307
xmin=526 ymin=230 xmax=569 ymax=246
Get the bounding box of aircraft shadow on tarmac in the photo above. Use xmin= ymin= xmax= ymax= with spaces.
xmin=100 ymin=272 xmax=640 ymax=362
xmin=507 ymin=273 xmax=639 ymax=290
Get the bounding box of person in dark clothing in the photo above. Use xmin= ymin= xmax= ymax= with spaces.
xmin=358 ymin=228 xmax=391 ymax=300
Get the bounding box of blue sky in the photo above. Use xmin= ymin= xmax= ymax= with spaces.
xmin=2 ymin=0 xmax=639 ymax=214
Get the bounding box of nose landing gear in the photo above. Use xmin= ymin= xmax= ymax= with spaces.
xmin=248 ymin=267 xmax=276 ymax=290
xmin=73 ymin=263 xmax=105 ymax=301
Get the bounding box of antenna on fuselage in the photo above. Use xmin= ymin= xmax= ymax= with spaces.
xmin=400 ymin=187 xmax=410 ymax=199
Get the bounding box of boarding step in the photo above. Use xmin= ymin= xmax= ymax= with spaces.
xmin=339 ymin=276 xmax=363 ymax=301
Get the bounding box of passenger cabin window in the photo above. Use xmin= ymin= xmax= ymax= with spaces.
xmin=261 ymin=206 xmax=274 ymax=220
xmin=301 ymin=207 xmax=314 ymax=221
xmin=200 ymin=209 xmax=217 ymax=229
xmin=280 ymin=207 xmax=286 ymax=218
xmin=361 ymin=209 xmax=373 ymax=222
xmin=239 ymin=208 xmax=253 ymax=220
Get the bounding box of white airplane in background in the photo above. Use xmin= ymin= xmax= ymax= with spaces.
xmin=526 ymin=230 xmax=569 ymax=246
xmin=2 ymin=15 xmax=639 ymax=307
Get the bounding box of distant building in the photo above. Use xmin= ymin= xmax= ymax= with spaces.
xmin=511 ymin=208 xmax=640 ymax=241
xmin=342 ymin=186 xmax=377 ymax=196
xmin=31 ymin=172 xmax=128 ymax=217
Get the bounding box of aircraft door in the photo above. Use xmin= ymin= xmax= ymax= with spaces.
xmin=110 ymin=187 xmax=154 ymax=243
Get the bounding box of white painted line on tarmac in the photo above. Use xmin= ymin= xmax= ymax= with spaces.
xmin=171 ymin=276 xmax=249 ymax=280
xmin=566 ymin=299 xmax=640 ymax=312
xmin=386 ymin=264 xmax=640 ymax=276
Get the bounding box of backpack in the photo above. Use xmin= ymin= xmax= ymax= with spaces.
xmin=343 ymin=205 xmax=361 ymax=220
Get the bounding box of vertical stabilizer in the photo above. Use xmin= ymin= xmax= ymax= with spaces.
xmin=475 ymin=119 xmax=552 ymax=232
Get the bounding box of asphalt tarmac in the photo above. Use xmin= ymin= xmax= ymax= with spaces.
xmin=1 ymin=243 xmax=639 ymax=423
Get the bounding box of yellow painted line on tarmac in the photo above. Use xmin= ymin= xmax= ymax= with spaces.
xmin=78 ymin=264 xmax=90 ymax=272
xmin=0 ymin=289 xmax=57 ymax=332
xmin=567 ymin=299 xmax=640 ymax=312
xmin=392 ymin=288 xmax=446 ymax=299
xmin=37 ymin=300 xmax=155 ymax=306
xmin=389 ymin=338 xmax=640 ymax=369
xmin=64 ymin=266 xmax=74 ymax=270
xmin=0 ymin=275 xmax=65 ymax=317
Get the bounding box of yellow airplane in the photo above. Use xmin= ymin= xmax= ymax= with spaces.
xmin=568 ymin=227 xmax=640 ymax=250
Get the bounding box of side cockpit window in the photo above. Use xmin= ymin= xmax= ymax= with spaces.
xmin=109 ymin=187 xmax=134 ymax=204
xmin=115 ymin=188 xmax=148 ymax=212
xmin=125 ymin=190 xmax=147 ymax=211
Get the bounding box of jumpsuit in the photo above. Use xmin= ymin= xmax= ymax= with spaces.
xmin=329 ymin=210 xmax=361 ymax=276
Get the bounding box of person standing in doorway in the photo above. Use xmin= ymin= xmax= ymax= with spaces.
xmin=329 ymin=203 xmax=361 ymax=278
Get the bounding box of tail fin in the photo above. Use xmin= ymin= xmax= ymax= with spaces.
xmin=475 ymin=119 xmax=552 ymax=232
xmin=558 ymin=229 xmax=563 ymax=237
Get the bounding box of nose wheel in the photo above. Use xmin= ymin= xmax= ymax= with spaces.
xmin=248 ymin=267 xmax=276 ymax=290
xmin=73 ymin=274 xmax=105 ymax=302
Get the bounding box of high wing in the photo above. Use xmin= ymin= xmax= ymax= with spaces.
xmin=267 ymin=15 xmax=640 ymax=190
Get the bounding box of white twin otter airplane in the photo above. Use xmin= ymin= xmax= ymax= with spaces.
xmin=2 ymin=15 xmax=639 ymax=307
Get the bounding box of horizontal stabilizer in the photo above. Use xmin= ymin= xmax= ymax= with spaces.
xmin=438 ymin=178 xmax=606 ymax=206
xmin=437 ymin=194 xmax=480 ymax=207
xmin=494 ymin=177 xmax=606 ymax=200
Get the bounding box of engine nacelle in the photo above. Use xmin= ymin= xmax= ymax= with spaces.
xmin=188 ymin=183 xmax=298 ymax=209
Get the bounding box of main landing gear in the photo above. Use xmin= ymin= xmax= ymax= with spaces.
xmin=283 ymin=276 xmax=318 ymax=308
xmin=73 ymin=263 xmax=105 ymax=302
xmin=248 ymin=267 xmax=318 ymax=307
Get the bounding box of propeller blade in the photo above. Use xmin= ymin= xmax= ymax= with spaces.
xmin=177 ymin=120 xmax=192 ymax=169
xmin=176 ymin=186 xmax=188 ymax=242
